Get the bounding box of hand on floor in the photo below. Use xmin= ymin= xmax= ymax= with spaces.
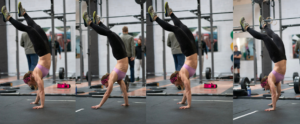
xmin=121 ymin=103 xmax=130 ymax=106
xmin=33 ymin=105 xmax=43 ymax=109
xmin=265 ymin=108 xmax=275 ymax=111
xmin=179 ymin=106 xmax=190 ymax=109
xmin=91 ymin=105 xmax=101 ymax=109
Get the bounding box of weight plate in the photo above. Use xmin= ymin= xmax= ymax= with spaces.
xmin=294 ymin=76 xmax=300 ymax=93
xmin=59 ymin=67 xmax=64 ymax=79
xmin=205 ymin=67 xmax=211 ymax=79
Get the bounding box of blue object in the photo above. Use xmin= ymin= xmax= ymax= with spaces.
xmin=247 ymin=86 xmax=251 ymax=96
xmin=231 ymin=54 xmax=233 ymax=62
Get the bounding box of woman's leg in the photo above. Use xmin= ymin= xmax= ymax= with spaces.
xmin=247 ymin=27 xmax=282 ymax=62
xmin=23 ymin=13 xmax=49 ymax=42
xmin=264 ymin=26 xmax=286 ymax=55
xmin=170 ymin=13 xmax=196 ymax=42
xmin=8 ymin=17 xmax=31 ymax=32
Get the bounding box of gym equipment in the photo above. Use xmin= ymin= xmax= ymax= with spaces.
xmin=146 ymin=82 xmax=159 ymax=86
xmin=0 ymin=82 xmax=12 ymax=86
xmin=59 ymin=67 xmax=64 ymax=79
xmin=0 ymin=89 xmax=16 ymax=93
xmin=146 ymin=89 xmax=163 ymax=93
xmin=205 ymin=67 xmax=211 ymax=79
xmin=294 ymin=76 xmax=300 ymax=93
xmin=204 ymin=83 xmax=217 ymax=88
xmin=240 ymin=77 xmax=250 ymax=90
xmin=94 ymin=90 xmax=106 ymax=93
xmin=293 ymin=72 xmax=298 ymax=81
xmin=135 ymin=0 xmax=146 ymax=4
xmin=234 ymin=74 xmax=240 ymax=83
xmin=57 ymin=83 xmax=71 ymax=88
xmin=30 ymin=86 xmax=35 ymax=90
xmin=259 ymin=73 xmax=262 ymax=81
xmin=233 ymin=89 xmax=247 ymax=96
xmin=86 ymin=71 xmax=89 ymax=81
xmin=89 ymin=92 xmax=105 ymax=95
xmin=90 ymin=84 xmax=103 ymax=89
xmin=3 ymin=87 xmax=19 ymax=90
xmin=149 ymin=87 xmax=166 ymax=90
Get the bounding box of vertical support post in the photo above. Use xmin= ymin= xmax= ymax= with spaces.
xmin=140 ymin=2 xmax=146 ymax=86
xmin=15 ymin=0 xmax=19 ymax=80
xmin=209 ymin=0 xmax=214 ymax=79
xmin=51 ymin=0 xmax=56 ymax=83
xmin=162 ymin=0 xmax=166 ymax=80
xmin=87 ymin=0 xmax=91 ymax=86
xmin=279 ymin=0 xmax=283 ymax=84
xmin=79 ymin=0 xmax=83 ymax=82
xmin=197 ymin=0 xmax=202 ymax=83
xmin=252 ymin=1 xmax=257 ymax=83
xmin=63 ymin=0 xmax=68 ymax=79
xmin=106 ymin=0 xmax=110 ymax=73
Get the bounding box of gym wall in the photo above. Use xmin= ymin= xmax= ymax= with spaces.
xmin=77 ymin=0 xmax=147 ymax=77
xmin=234 ymin=0 xmax=300 ymax=79
xmin=153 ymin=0 xmax=233 ymax=77
xmin=6 ymin=0 xmax=76 ymax=76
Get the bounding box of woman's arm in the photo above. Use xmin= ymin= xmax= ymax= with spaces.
xmin=180 ymin=75 xmax=191 ymax=109
xmin=33 ymin=76 xmax=45 ymax=109
xmin=178 ymin=90 xmax=187 ymax=104
xmin=97 ymin=80 xmax=114 ymax=108
xmin=119 ymin=80 xmax=129 ymax=106
xmin=266 ymin=81 xmax=277 ymax=111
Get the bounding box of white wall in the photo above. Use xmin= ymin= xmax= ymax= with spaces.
xmin=6 ymin=0 xmax=76 ymax=76
xmin=153 ymin=0 xmax=233 ymax=76
xmin=233 ymin=0 xmax=300 ymax=79
xmin=76 ymin=0 xmax=146 ymax=77
xmin=75 ymin=0 xmax=233 ymax=78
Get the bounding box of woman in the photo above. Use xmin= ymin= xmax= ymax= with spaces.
xmin=240 ymin=16 xmax=286 ymax=111
xmin=2 ymin=2 xmax=51 ymax=109
xmin=83 ymin=11 xmax=129 ymax=109
xmin=148 ymin=2 xmax=198 ymax=109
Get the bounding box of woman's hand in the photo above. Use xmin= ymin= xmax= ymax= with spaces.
xmin=121 ymin=103 xmax=130 ymax=106
xmin=33 ymin=105 xmax=43 ymax=109
xmin=30 ymin=102 xmax=39 ymax=104
xmin=265 ymin=108 xmax=275 ymax=111
xmin=91 ymin=105 xmax=101 ymax=109
xmin=179 ymin=105 xmax=190 ymax=109
xmin=177 ymin=102 xmax=185 ymax=104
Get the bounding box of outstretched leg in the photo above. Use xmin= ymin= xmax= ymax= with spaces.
xmin=18 ymin=2 xmax=48 ymax=42
xmin=170 ymin=13 xmax=195 ymax=43
xmin=247 ymin=27 xmax=282 ymax=62
xmin=264 ymin=25 xmax=286 ymax=55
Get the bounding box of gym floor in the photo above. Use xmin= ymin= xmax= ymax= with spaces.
xmin=76 ymin=97 xmax=146 ymax=124
xmin=0 ymin=78 xmax=75 ymax=95
xmin=0 ymin=96 xmax=75 ymax=124
xmin=147 ymin=96 xmax=233 ymax=124
xmin=234 ymin=80 xmax=300 ymax=98
xmin=233 ymin=99 xmax=299 ymax=124
xmin=76 ymin=80 xmax=146 ymax=96
xmin=147 ymin=77 xmax=233 ymax=95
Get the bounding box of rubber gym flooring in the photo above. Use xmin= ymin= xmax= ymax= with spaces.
xmin=76 ymin=80 xmax=146 ymax=96
xmin=76 ymin=97 xmax=146 ymax=124
xmin=0 ymin=78 xmax=76 ymax=95
xmin=0 ymin=96 xmax=75 ymax=124
xmin=147 ymin=96 xmax=233 ymax=124
xmin=147 ymin=79 xmax=233 ymax=95
xmin=234 ymin=80 xmax=300 ymax=98
xmin=233 ymin=99 xmax=299 ymax=124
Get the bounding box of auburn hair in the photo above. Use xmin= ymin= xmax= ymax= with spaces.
xmin=101 ymin=73 xmax=110 ymax=81
xmin=170 ymin=71 xmax=180 ymax=80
